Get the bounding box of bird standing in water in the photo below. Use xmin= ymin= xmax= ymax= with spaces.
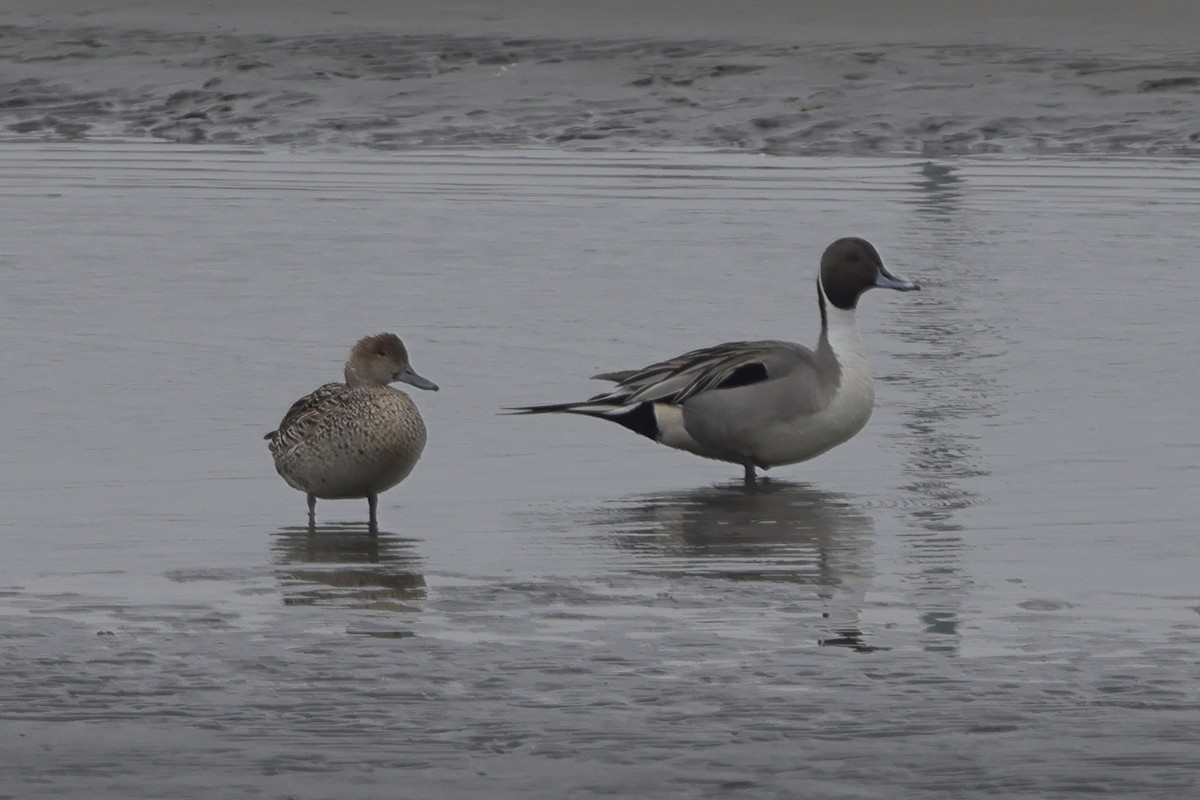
xmin=509 ymin=238 xmax=919 ymax=482
xmin=266 ymin=333 xmax=438 ymax=529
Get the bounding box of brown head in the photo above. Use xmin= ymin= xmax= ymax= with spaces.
xmin=818 ymin=237 xmax=920 ymax=313
xmin=344 ymin=332 xmax=439 ymax=391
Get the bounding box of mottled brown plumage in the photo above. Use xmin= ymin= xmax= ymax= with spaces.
xmin=266 ymin=333 xmax=438 ymax=528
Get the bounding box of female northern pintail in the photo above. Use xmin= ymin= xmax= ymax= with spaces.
xmin=511 ymin=237 xmax=919 ymax=481
xmin=266 ymin=333 xmax=438 ymax=528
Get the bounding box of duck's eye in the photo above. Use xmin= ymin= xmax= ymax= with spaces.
xmin=376 ymin=349 xmax=388 ymax=357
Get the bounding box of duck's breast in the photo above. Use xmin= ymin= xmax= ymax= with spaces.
xmin=273 ymin=387 xmax=427 ymax=498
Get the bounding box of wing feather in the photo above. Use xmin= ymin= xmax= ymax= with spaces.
xmin=266 ymin=382 xmax=350 ymax=455
xmin=587 ymin=340 xmax=802 ymax=407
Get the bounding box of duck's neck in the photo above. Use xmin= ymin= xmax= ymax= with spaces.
xmin=344 ymin=361 xmax=372 ymax=389
xmin=819 ymin=296 xmax=870 ymax=373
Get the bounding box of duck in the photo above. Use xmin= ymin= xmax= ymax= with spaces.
xmin=266 ymin=332 xmax=438 ymax=528
xmin=509 ymin=237 xmax=919 ymax=482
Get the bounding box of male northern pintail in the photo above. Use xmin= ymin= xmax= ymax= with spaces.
xmin=510 ymin=237 xmax=919 ymax=481
xmin=266 ymin=333 xmax=438 ymax=528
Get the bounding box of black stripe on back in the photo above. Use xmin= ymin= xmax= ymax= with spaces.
xmin=716 ymin=362 xmax=769 ymax=390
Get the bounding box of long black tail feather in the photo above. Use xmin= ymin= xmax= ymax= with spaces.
xmin=503 ymin=401 xmax=659 ymax=441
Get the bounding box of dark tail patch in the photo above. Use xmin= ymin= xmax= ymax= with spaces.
xmin=504 ymin=401 xmax=660 ymax=441
xmin=609 ymin=402 xmax=658 ymax=440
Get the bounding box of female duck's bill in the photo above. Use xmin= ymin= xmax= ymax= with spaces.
xmin=265 ymin=332 xmax=438 ymax=530
xmin=508 ymin=237 xmax=919 ymax=483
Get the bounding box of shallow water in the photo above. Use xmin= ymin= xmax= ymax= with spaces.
xmin=2 ymin=143 xmax=1199 ymax=798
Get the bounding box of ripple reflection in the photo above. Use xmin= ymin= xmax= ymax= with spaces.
xmin=887 ymin=160 xmax=1003 ymax=652
xmin=271 ymin=524 xmax=426 ymax=611
xmin=586 ymin=481 xmax=879 ymax=651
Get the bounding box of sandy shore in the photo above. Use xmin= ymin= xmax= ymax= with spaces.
xmin=3 ymin=1 xmax=1198 ymax=155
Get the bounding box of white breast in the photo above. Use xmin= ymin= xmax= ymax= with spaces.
xmin=753 ymin=352 xmax=875 ymax=467
xmin=758 ymin=303 xmax=876 ymax=466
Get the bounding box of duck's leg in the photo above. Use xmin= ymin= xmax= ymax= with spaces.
xmin=306 ymin=493 xmax=317 ymax=527
xmin=367 ymin=494 xmax=379 ymax=533
xmin=742 ymin=462 xmax=757 ymax=484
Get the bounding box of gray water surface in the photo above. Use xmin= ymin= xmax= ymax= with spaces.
xmin=2 ymin=144 xmax=1198 ymax=798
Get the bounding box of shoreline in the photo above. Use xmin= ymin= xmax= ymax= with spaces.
xmin=2 ymin=1 xmax=1199 ymax=158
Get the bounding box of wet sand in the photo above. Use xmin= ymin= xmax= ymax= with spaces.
xmin=2 ymin=1 xmax=1199 ymax=155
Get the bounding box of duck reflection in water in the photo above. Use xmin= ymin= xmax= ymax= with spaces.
xmin=272 ymin=523 xmax=426 ymax=610
xmin=591 ymin=481 xmax=881 ymax=651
